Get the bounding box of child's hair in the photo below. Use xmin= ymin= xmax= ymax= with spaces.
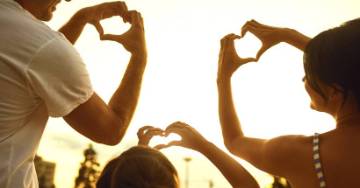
xmin=96 ymin=146 xmax=179 ymax=188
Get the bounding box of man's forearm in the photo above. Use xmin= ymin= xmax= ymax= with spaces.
xmin=59 ymin=9 xmax=87 ymax=44
xmin=108 ymin=54 xmax=147 ymax=139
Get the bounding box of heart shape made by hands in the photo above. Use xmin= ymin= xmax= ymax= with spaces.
xmin=94 ymin=16 xmax=131 ymax=37
xmin=147 ymin=133 xmax=181 ymax=148
xmin=235 ymin=32 xmax=262 ymax=61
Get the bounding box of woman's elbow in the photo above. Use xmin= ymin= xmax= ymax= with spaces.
xmin=224 ymin=139 xmax=238 ymax=154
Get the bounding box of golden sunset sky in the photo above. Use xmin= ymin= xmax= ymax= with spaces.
xmin=37 ymin=0 xmax=360 ymax=187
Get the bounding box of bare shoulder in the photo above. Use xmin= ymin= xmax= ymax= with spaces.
xmin=265 ymin=134 xmax=312 ymax=150
xmin=262 ymin=135 xmax=314 ymax=176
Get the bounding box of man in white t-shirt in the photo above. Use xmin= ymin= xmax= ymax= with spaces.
xmin=0 ymin=0 xmax=147 ymax=187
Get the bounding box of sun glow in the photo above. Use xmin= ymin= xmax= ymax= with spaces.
xmin=37 ymin=0 xmax=360 ymax=187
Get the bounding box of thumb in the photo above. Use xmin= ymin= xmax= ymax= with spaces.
xmin=92 ymin=21 xmax=104 ymax=36
xmin=154 ymin=141 xmax=182 ymax=150
xmin=242 ymin=57 xmax=257 ymax=63
xmin=167 ymin=140 xmax=182 ymax=147
xmin=256 ymin=45 xmax=269 ymax=61
xmin=100 ymin=34 xmax=123 ymax=43
xmin=154 ymin=144 xmax=170 ymax=150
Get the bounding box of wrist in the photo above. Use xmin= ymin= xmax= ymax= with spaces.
xmin=282 ymin=28 xmax=310 ymax=50
xmin=73 ymin=8 xmax=91 ymax=25
xmin=283 ymin=28 xmax=299 ymax=44
xmin=217 ymin=75 xmax=231 ymax=85
xmin=197 ymin=140 xmax=215 ymax=154
xmin=131 ymin=52 xmax=147 ymax=63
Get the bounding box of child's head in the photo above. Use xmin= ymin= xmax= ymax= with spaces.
xmin=97 ymin=146 xmax=179 ymax=188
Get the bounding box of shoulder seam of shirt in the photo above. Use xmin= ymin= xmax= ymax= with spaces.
xmin=23 ymin=36 xmax=61 ymax=90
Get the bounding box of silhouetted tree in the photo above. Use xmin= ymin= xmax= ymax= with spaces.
xmin=74 ymin=144 xmax=100 ymax=188
xmin=271 ymin=176 xmax=291 ymax=188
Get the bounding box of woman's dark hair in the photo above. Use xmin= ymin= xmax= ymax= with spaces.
xmin=96 ymin=146 xmax=179 ymax=188
xmin=304 ymin=18 xmax=360 ymax=109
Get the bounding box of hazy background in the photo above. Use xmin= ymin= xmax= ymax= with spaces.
xmin=37 ymin=0 xmax=360 ymax=187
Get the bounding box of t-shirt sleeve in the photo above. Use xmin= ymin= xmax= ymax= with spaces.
xmin=26 ymin=35 xmax=94 ymax=117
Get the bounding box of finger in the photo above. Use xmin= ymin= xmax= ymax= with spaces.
xmin=223 ymin=33 xmax=240 ymax=47
xmin=101 ymin=1 xmax=128 ymax=18
xmin=126 ymin=11 xmax=140 ymax=25
xmin=116 ymin=1 xmax=128 ymax=16
xmin=220 ymin=37 xmax=226 ymax=48
xmin=218 ymin=44 xmax=225 ymax=61
xmin=165 ymin=126 xmax=183 ymax=135
xmin=100 ymin=34 xmax=122 ymax=42
xmin=221 ymin=33 xmax=237 ymax=49
xmin=256 ymin=45 xmax=269 ymax=61
xmin=242 ymin=23 xmax=265 ymax=37
xmin=250 ymin=19 xmax=273 ymax=30
xmin=225 ymin=33 xmax=239 ymax=39
xmin=219 ymin=36 xmax=226 ymax=63
xmin=241 ymin=25 xmax=248 ymax=37
xmin=138 ymin=129 xmax=163 ymax=146
xmin=244 ymin=20 xmax=270 ymax=34
xmin=241 ymin=20 xmax=254 ymax=37
xmin=138 ymin=13 xmax=144 ymax=30
xmin=164 ymin=125 xmax=190 ymax=137
xmin=154 ymin=144 xmax=170 ymax=150
xmin=164 ymin=125 xmax=184 ymax=137
xmin=138 ymin=129 xmax=164 ymax=146
xmin=108 ymin=1 xmax=128 ymax=18
xmin=146 ymin=127 xmax=164 ymax=133
xmin=122 ymin=11 xmax=132 ymax=23
xmin=167 ymin=121 xmax=188 ymax=127
xmin=221 ymin=33 xmax=235 ymax=40
xmin=229 ymin=33 xmax=241 ymax=40
xmin=240 ymin=57 xmax=257 ymax=63
xmin=248 ymin=20 xmax=261 ymax=27
xmin=137 ymin=125 xmax=154 ymax=137
xmin=122 ymin=17 xmax=128 ymax=23
xmin=167 ymin=140 xmax=183 ymax=147
xmin=250 ymin=19 xmax=261 ymax=26
xmin=165 ymin=126 xmax=183 ymax=136
xmin=154 ymin=140 xmax=183 ymax=150
xmin=166 ymin=121 xmax=188 ymax=130
xmin=123 ymin=11 xmax=144 ymax=31
xmin=92 ymin=21 xmax=104 ymax=36
xmin=138 ymin=127 xmax=164 ymax=143
xmin=132 ymin=11 xmax=144 ymax=30
xmin=144 ymin=129 xmax=164 ymax=137
xmin=243 ymin=25 xmax=261 ymax=37
xmin=226 ymin=33 xmax=240 ymax=50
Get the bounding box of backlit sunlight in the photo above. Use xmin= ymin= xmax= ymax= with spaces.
xmin=37 ymin=0 xmax=359 ymax=187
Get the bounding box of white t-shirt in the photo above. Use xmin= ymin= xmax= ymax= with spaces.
xmin=0 ymin=0 xmax=94 ymax=187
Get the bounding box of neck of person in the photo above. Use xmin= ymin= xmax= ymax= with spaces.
xmin=11 ymin=0 xmax=44 ymax=21
xmin=13 ymin=0 xmax=25 ymax=7
xmin=335 ymin=96 xmax=360 ymax=128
